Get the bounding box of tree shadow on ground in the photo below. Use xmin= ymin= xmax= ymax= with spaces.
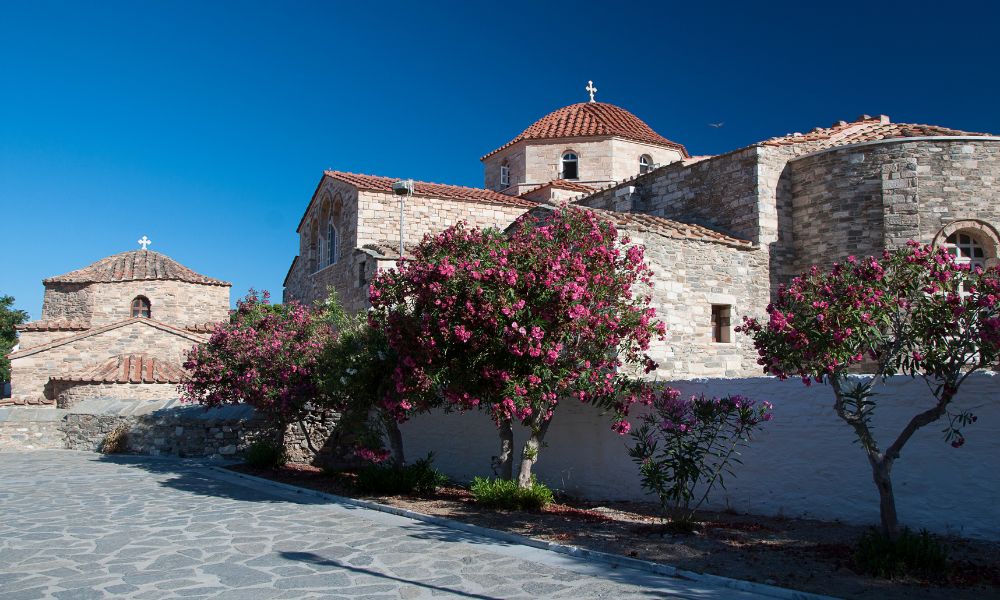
xmin=95 ymin=454 xmax=330 ymax=505
xmin=280 ymin=550 xmax=504 ymax=599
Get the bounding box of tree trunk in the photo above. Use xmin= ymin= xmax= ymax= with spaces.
xmin=384 ymin=416 xmax=405 ymax=467
xmin=872 ymin=458 xmax=899 ymax=539
xmin=495 ymin=420 xmax=514 ymax=480
xmin=516 ymin=417 xmax=552 ymax=488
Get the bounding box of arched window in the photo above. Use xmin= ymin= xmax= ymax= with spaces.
xmin=639 ymin=155 xmax=652 ymax=175
xmin=131 ymin=296 xmax=151 ymax=318
xmin=561 ymin=152 xmax=579 ymax=180
xmin=945 ymin=232 xmax=987 ymax=270
xmin=327 ymin=222 xmax=338 ymax=265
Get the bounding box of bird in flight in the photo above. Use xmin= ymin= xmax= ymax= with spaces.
xmin=708 ymin=122 xmax=725 ymax=128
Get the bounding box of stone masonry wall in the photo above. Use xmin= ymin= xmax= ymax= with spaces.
xmin=39 ymin=282 xmax=91 ymax=324
xmin=282 ymin=248 xmax=384 ymax=311
xmin=640 ymin=235 xmax=770 ymax=378
xmin=790 ymin=139 xmax=1000 ymax=273
xmin=483 ymin=137 xmax=683 ymax=194
xmin=39 ymin=280 xmax=229 ymax=330
xmin=355 ymin=191 xmax=527 ymax=249
xmin=9 ymin=322 xmax=203 ymax=405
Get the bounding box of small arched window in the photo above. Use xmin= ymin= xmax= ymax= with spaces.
xmin=945 ymin=232 xmax=987 ymax=270
xmin=639 ymin=155 xmax=652 ymax=175
xmin=561 ymin=152 xmax=579 ymax=180
xmin=327 ymin=222 xmax=338 ymax=265
xmin=131 ymin=296 xmax=151 ymax=318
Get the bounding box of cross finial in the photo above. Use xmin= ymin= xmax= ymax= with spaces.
xmin=586 ymin=80 xmax=597 ymax=103
xmin=137 ymin=235 xmax=152 ymax=251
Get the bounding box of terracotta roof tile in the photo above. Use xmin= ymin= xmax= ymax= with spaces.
xmin=52 ymin=354 xmax=186 ymax=384
xmin=593 ymin=209 xmax=752 ymax=248
xmin=483 ymin=102 xmax=689 ymax=160
xmin=324 ymin=171 xmax=535 ymax=208
xmin=45 ymin=250 xmax=230 ymax=286
xmin=361 ymin=241 xmax=420 ymax=260
xmin=185 ymin=322 xmax=219 ymax=334
xmin=761 ymin=115 xmax=993 ymax=151
xmin=17 ymin=320 xmax=89 ymax=332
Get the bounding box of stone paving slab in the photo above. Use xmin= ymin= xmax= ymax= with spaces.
xmin=0 ymin=451 xmax=790 ymax=599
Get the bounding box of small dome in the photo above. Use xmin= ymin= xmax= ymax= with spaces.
xmin=44 ymin=250 xmax=230 ymax=286
xmin=483 ymin=102 xmax=688 ymax=160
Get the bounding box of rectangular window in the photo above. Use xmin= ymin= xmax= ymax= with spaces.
xmin=358 ymin=262 xmax=367 ymax=288
xmin=711 ymin=305 xmax=731 ymax=343
xmin=500 ymin=165 xmax=510 ymax=187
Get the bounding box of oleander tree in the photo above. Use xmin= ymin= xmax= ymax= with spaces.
xmin=181 ymin=290 xmax=333 ymax=434
xmin=737 ymin=241 xmax=1000 ymax=538
xmin=369 ymin=206 xmax=665 ymax=487
xmin=0 ymin=295 xmax=29 ymax=383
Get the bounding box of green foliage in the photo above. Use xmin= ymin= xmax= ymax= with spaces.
xmin=314 ymin=293 xmax=398 ymax=462
xmin=470 ymin=476 xmax=554 ymax=510
xmin=0 ymin=295 xmax=29 ymax=382
xmin=354 ymin=453 xmax=447 ymax=496
xmin=856 ymin=527 xmax=949 ymax=580
xmin=244 ymin=439 xmax=288 ymax=469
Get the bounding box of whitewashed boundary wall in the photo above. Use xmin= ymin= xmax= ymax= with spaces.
xmin=401 ymin=373 xmax=1000 ymax=540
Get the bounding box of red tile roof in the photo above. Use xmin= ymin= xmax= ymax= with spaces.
xmin=185 ymin=322 xmax=219 ymax=334
xmin=483 ymin=102 xmax=689 ymax=160
xmin=17 ymin=320 xmax=89 ymax=332
xmin=761 ymin=115 xmax=993 ymax=151
xmin=52 ymin=354 xmax=186 ymax=384
xmin=45 ymin=250 xmax=230 ymax=286
xmin=324 ymin=171 xmax=535 ymax=208
xmin=361 ymin=241 xmax=420 ymax=260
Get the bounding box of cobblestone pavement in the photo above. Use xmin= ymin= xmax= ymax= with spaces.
xmin=0 ymin=451 xmax=777 ymax=599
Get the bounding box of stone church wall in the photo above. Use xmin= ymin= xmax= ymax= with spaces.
xmin=355 ymin=191 xmax=527 ymax=249
xmin=641 ymin=236 xmax=769 ymax=378
xmin=39 ymin=282 xmax=92 ymax=324
xmin=283 ymin=248 xmax=380 ymax=311
xmin=9 ymin=322 xmax=202 ymax=405
xmin=85 ymin=280 xmax=230 ymax=328
xmin=789 ymin=138 xmax=1000 ymax=273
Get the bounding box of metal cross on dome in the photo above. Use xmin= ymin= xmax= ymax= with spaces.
xmin=138 ymin=236 xmax=152 ymax=250
xmin=586 ymin=80 xmax=598 ymax=103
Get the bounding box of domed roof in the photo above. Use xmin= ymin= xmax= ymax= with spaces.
xmin=44 ymin=250 xmax=230 ymax=286
xmin=482 ymin=102 xmax=688 ymax=160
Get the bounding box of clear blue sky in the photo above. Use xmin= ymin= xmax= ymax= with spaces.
xmin=2 ymin=0 xmax=998 ymax=320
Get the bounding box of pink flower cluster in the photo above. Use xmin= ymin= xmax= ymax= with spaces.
xmin=367 ymin=206 xmax=666 ymax=431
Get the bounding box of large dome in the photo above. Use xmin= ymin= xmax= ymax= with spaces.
xmin=483 ymin=102 xmax=688 ymax=160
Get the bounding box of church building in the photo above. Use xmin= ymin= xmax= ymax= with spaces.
xmin=285 ymin=83 xmax=999 ymax=379
xmin=6 ymin=244 xmax=230 ymax=407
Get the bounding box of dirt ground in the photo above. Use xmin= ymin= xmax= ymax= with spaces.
xmin=230 ymin=464 xmax=1000 ymax=600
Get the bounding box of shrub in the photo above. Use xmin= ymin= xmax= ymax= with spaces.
xmin=354 ymin=453 xmax=447 ymax=496
xmin=369 ymin=207 xmax=666 ymax=487
xmin=470 ymin=476 xmax=554 ymax=510
xmin=856 ymin=527 xmax=948 ymax=580
xmin=244 ymin=439 xmax=288 ymax=469
xmin=627 ymin=389 xmax=771 ymax=525
xmin=99 ymin=422 xmax=129 ymax=454
xmin=738 ymin=243 xmax=1000 ymax=538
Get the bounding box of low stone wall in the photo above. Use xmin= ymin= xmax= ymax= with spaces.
xmin=0 ymin=399 xmax=345 ymax=465
xmin=60 ymin=399 xmax=267 ymax=458
xmin=402 ymin=373 xmax=1000 ymax=541
xmin=0 ymin=408 xmax=65 ymax=450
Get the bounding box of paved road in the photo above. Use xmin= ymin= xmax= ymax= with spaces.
xmin=0 ymin=451 xmax=777 ymax=599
